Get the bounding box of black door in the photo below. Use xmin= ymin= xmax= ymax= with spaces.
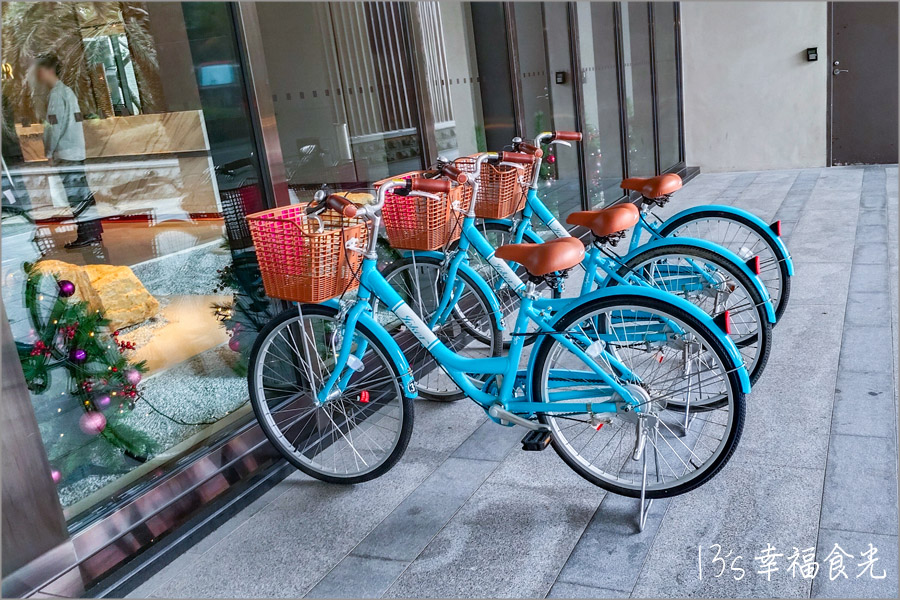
xmin=830 ymin=2 xmax=898 ymax=165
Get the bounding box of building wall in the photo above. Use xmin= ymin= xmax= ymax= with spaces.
xmin=680 ymin=1 xmax=828 ymax=171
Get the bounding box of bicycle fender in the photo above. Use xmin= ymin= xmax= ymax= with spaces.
xmin=660 ymin=204 xmax=794 ymax=276
xmin=321 ymin=299 xmax=419 ymax=399
xmin=527 ymin=286 xmax=752 ymax=394
xmin=620 ymin=237 xmax=777 ymax=324
xmin=396 ymin=250 xmax=506 ymax=330
xmin=481 ymin=218 xmax=515 ymax=228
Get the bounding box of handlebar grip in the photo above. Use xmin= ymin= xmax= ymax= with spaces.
xmin=409 ymin=178 xmax=452 ymax=194
xmin=438 ymin=164 xmax=468 ymax=184
xmin=500 ymin=151 xmax=535 ymax=165
xmin=518 ymin=142 xmax=544 ymax=158
xmin=553 ymin=131 xmax=582 ymax=142
xmin=325 ymin=194 xmax=358 ymax=218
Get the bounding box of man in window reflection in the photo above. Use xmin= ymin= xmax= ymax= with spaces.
xmin=35 ymin=54 xmax=103 ymax=248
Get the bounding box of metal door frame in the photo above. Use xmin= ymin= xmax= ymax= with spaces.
xmin=826 ymin=2 xmax=834 ymax=166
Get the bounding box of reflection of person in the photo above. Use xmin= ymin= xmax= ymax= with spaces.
xmin=34 ymin=54 xmax=103 ymax=248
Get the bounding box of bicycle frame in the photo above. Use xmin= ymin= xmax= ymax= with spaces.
xmin=484 ymin=184 xmax=776 ymax=323
xmin=318 ymin=254 xmax=641 ymax=417
xmin=497 ymin=139 xmax=792 ymax=277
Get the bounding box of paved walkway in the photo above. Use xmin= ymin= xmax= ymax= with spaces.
xmin=128 ymin=166 xmax=898 ymax=599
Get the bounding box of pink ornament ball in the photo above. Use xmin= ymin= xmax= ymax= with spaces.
xmin=125 ymin=369 xmax=142 ymax=385
xmin=228 ymin=337 xmax=241 ymax=352
xmin=79 ymin=411 xmax=107 ymax=435
xmin=96 ymin=394 xmax=111 ymax=408
xmin=51 ymin=469 xmax=62 ymax=484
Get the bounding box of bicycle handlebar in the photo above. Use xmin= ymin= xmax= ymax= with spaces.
xmin=553 ymin=131 xmax=582 ymax=142
xmin=500 ymin=151 xmax=535 ymax=165
xmin=325 ymin=194 xmax=358 ymax=218
xmin=409 ymin=178 xmax=452 ymax=194
xmin=437 ymin=163 xmax=468 ymax=184
xmin=517 ymin=142 xmax=544 ymax=157
xmin=533 ymin=131 xmax=583 ymax=146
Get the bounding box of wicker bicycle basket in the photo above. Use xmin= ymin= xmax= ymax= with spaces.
xmin=246 ymin=203 xmax=370 ymax=303
xmin=454 ymin=155 xmax=532 ymax=219
xmin=374 ymin=171 xmax=470 ymax=251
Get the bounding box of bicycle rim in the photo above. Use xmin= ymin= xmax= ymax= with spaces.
xmin=663 ymin=216 xmax=785 ymax=316
xmin=533 ymin=297 xmax=742 ymax=498
xmin=250 ymin=308 xmax=408 ymax=480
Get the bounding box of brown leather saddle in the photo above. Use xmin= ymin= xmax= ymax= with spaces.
xmin=620 ymin=173 xmax=683 ymax=198
xmin=494 ymin=237 xmax=585 ymax=282
xmin=566 ymin=203 xmax=640 ymax=246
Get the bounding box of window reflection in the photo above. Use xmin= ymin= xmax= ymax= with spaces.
xmin=427 ymin=1 xmax=486 ymax=158
xmin=258 ymin=1 xmax=424 ymax=195
xmin=576 ymin=1 xmax=625 ymax=208
xmin=621 ymin=2 xmax=656 ymax=176
xmin=513 ymin=2 xmax=582 ymax=221
xmin=654 ymin=2 xmax=681 ymax=170
xmin=1 ymin=1 xmax=269 ymax=519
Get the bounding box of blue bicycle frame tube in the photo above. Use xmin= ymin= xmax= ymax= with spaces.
xmin=515 ymin=190 xmax=777 ymax=324
xmin=317 ymin=298 xmax=419 ymax=399
xmin=347 ymin=256 xmax=641 ymax=415
xmin=397 ymin=249 xmax=506 ymax=330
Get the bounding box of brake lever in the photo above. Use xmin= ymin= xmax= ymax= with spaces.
xmin=409 ymin=190 xmax=441 ymax=201
xmin=548 ymin=140 xmax=572 ymax=148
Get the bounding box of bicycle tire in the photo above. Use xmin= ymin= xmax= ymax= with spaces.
xmin=609 ymin=243 xmax=773 ymax=385
xmin=530 ymin=294 xmax=746 ymax=499
xmin=658 ymin=210 xmax=792 ymax=323
xmin=248 ymin=304 xmax=413 ymax=484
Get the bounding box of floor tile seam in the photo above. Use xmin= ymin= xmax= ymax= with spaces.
xmin=337 ymin=447 xmax=518 ymax=597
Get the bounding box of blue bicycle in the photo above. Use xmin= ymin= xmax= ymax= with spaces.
xmin=487 ymin=132 xmax=794 ymax=322
xmin=380 ymin=152 xmax=773 ymax=402
xmin=247 ymin=179 xmax=748 ymax=501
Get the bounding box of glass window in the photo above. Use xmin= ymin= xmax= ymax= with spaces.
xmin=575 ymin=1 xmax=624 ymax=208
xmin=513 ymin=2 xmax=582 ymax=220
xmin=654 ymin=2 xmax=681 ymax=170
xmin=621 ymin=2 xmax=655 ymax=176
xmin=1 ymin=2 xmax=270 ymax=522
xmin=256 ymin=1 xmax=423 ymax=196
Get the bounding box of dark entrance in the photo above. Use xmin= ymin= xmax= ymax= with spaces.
xmin=829 ymin=2 xmax=899 ymax=165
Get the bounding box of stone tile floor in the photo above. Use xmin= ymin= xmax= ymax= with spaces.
xmin=128 ymin=166 xmax=898 ymax=599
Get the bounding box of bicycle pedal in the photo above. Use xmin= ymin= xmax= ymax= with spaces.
xmin=521 ymin=429 xmax=552 ymax=451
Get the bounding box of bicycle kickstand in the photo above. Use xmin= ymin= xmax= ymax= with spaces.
xmin=635 ymin=423 xmax=662 ymax=533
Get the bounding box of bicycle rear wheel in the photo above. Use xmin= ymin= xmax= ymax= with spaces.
xmin=530 ymin=295 xmax=745 ymax=499
xmin=658 ymin=211 xmax=791 ymax=322
xmin=612 ymin=244 xmax=772 ymax=384
xmin=249 ymin=304 xmax=413 ymax=483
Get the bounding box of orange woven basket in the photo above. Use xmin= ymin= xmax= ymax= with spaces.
xmin=374 ymin=171 xmax=470 ymax=251
xmin=246 ymin=203 xmax=370 ymax=303
xmin=454 ymin=155 xmax=531 ymax=219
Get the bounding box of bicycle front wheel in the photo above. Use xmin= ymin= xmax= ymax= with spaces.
xmin=378 ymin=254 xmax=501 ymax=402
xmin=530 ymin=294 xmax=746 ymax=499
xmin=249 ymin=304 xmax=413 ymax=484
